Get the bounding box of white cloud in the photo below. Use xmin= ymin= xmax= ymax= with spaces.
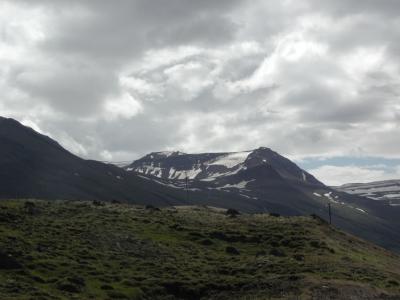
xmin=56 ymin=132 xmax=89 ymax=157
xmin=163 ymin=61 xmax=214 ymax=101
xmin=309 ymin=165 xmax=400 ymax=186
xmin=20 ymin=119 xmax=43 ymax=134
xmin=104 ymin=93 xmax=143 ymax=120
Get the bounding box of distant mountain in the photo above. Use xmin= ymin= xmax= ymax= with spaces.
xmin=0 ymin=117 xmax=187 ymax=205
xmin=127 ymin=148 xmax=323 ymax=185
xmin=126 ymin=148 xmax=331 ymax=214
xmin=127 ymin=149 xmax=400 ymax=253
xmin=125 ymin=148 xmax=369 ymax=215
xmin=335 ymin=180 xmax=400 ymax=206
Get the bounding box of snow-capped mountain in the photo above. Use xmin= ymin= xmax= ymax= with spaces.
xmin=126 ymin=147 xmax=323 ymax=187
xmin=126 ymin=148 xmax=376 ymax=218
xmin=125 ymin=147 xmax=349 ymax=214
xmin=126 ymin=148 xmax=400 ymax=253
xmin=335 ymin=180 xmax=400 ymax=206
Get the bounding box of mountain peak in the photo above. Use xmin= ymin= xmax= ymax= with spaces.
xmin=255 ymin=146 xmax=272 ymax=151
xmin=0 ymin=116 xmax=21 ymax=125
xmin=151 ymin=151 xmax=186 ymax=158
xmin=126 ymin=147 xmax=324 ymax=187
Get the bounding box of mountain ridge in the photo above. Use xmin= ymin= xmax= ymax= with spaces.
xmin=126 ymin=147 xmax=323 ymax=187
xmin=335 ymin=180 xmax=400 ymax=207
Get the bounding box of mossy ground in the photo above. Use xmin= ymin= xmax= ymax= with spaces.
xmin=0 ymin=200 xmax=400 ymax=299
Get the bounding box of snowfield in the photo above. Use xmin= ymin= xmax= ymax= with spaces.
xmin=207 ymin=152 xmax=251 ymax=168
xmin=131 ymin=151 xmax=251 ymax=181
xmin=217 ymin=180 xmax=255 ymax=190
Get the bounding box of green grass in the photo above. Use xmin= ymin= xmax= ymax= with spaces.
xmin=0 ymin=200 xmax=400 ymax=299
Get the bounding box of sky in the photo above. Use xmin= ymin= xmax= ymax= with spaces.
xmin=1 ymin=0 xmax=400 ymax=185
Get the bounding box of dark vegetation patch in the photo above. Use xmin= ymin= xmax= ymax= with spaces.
xmin=225 ymin=246 xmax=240 ymax=255
xmin=0 ymin=251 xmax=22 ymax=270
xmin=226 ymin=208 xmax=240 ymax=217
xmin=269 ymin=212 xmax=281 ymax=217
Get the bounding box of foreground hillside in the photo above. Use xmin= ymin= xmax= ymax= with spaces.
xmin=1 ymin=200 xmax=400 ymax=300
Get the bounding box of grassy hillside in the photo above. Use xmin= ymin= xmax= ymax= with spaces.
xmin=0 ymin=200 xmax=400 ymax=300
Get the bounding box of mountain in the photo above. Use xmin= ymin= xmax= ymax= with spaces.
xmin=126 ymin=148 xmax=329 ymax=214
xmin=125 ymin=148 xmax=377 ymax=215
xmin=335 ymin=180 xmax=400 ymax=207
xmin=1 ymin=199 xmax=400 ymax=299
xmin=127 ymin=149 xmax=329 ymax=214
xmin=127 ymin=148 xmax=323 ymax=185
xmin=0 ymin=117 xmax=187 ymax=205
xmin=1 ymin=116 xmax=399 ymax=254
xmin=127 ymin=150 xmax=400 ymax=253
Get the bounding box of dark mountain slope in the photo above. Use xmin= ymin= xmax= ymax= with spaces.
xmin=0 ymin=117 xmax=187 ymax=205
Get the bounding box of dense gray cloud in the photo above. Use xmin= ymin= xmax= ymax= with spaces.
xmin=1 ymin=0 xmax=400 ymax=184
xmin=308 ymin=0 xmax=400 ymax=17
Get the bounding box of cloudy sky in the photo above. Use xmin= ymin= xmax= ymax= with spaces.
xmin=1 ymin=0 xmax=400 ymax=185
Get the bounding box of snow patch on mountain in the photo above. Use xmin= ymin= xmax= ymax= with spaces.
xmin=169 ymin=167 xmax=203 ymax=180
xmin=136 ymin=166 xmax=163 ymax=177
xmin=207 ymin=151 xmax=251 ymax=168
xmin=302 ymin=172 xmax=307 ymax=182
xmin=386 ymin=193 xmax=400 ymax=198
xmin=217 ymin=180 xmax=254 ymax=190
xmin=346 ymin=185 xmax=400 ymax=194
